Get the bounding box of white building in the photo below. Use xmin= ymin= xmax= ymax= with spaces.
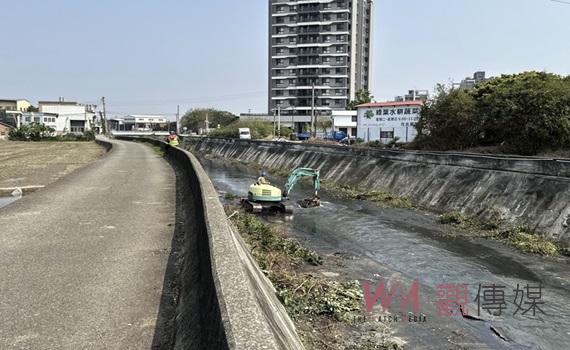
xmin=37 ymin=100 xmax=97 ymax=134
xmin=356 ymin=101 xmax=423 ymax=143
xmin=109 ymin=115 xmax=168 ymax=132
xmin=332 ymin=110 xmax=357 ymax=137
xmin=20 ymin=112 xmax=59 ymax=131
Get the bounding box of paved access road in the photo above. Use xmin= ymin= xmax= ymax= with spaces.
xmin=0 ymin=138 xmax=176 ymax=349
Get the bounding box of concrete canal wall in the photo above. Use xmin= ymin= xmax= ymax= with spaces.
xmin=119 ymin=138 xmax=304 ymax=350
xmin=184 ymin=138 xmax=570 ymax=244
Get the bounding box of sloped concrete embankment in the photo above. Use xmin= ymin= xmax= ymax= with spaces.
xmin=185 ymin=138 xmax=570 ymax=244
xmin=123 ymin=138 xmax=304 ymax=350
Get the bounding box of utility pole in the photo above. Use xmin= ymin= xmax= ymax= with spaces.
xmin=277 ymin=106 xmax=281 ymax=138
xmin=101 ymin=97 xmax=107 ymax=134
xmin=311 ymin=82 xmax=316 ymax=138
xmin=273 ymin=109 xmax=276 ymax=138
xmin=176 ymin=104 xmax=180 ymax=134
xmin=205 ymin=112 xmax=210 ymax=135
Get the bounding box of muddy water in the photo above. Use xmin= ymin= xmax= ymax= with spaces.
xmin=200 ymin=158 xmax=570 ymax=350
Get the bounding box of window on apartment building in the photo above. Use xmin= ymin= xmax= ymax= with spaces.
xmin=25 ymin=116 xmax=31 ymax=122
xmin=324 ymin=35 xmax=331 ymax=42
xmin=323 ymin=57 xmax=331 ymax=63
xmin=276 ymin=38 xmax=284 ymax=44
xmin=336 ymin=57 xmax=343 ymax=64
xmin=277 ymin=27 xmax=284 ymax=34
xmin=337 ymin=35 xmax=344 ymax=41
xmin=276 ymin=17 xmax=284 ymax=24
xmin=352 ymin=116 xmax=357 ymax=122
xmin=34 ymin=117 xmax=41 ymax=122
xmin=336 ymin=46 xmax=343 ymax=53
xmin=289 ymin=37 xmax=296 ymax=44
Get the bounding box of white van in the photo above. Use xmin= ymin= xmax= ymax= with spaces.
xmin=238 ymin=128 xmax=252 ymax=140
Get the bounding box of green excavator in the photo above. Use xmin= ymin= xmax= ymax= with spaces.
xmin=241 ymin=168 xmax=321 ymax=214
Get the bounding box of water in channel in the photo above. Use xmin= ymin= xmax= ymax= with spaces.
xmin=199 ymin=157 xmax=570 ymax=350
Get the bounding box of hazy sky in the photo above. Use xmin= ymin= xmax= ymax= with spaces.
xmin=2 ymin=0 xmax=569 ymax=118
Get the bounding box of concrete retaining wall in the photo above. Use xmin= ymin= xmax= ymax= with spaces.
xmin=120 ymin=137 xmax=304 ymax=350
xmin=184 ymin=138 xmax=570 ymax=244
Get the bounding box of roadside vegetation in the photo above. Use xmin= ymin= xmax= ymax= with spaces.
xmin=437 ymin=209 xmax=564 ymax=256
xmin=9 ymin=123 xmax=96 ymax=141
xmin=413 ymin=71 xmax=570 ymax=155
xmin=225 ymin=207 xmax=398 ymax=349
xmin=209 ymin=119 xmax=292 ymax=139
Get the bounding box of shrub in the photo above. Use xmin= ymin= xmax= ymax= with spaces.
xmin=209 ymin=119 xmax=292 ymax=139
xmin=9 ymin=123 xmax=55 ymax=141
xmin=415 ymin=71 xmax=570 ymax=155
xmin=438 ymin=211 xmax=466 ymax=225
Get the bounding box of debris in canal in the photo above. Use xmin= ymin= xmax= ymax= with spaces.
xmin=438 ymin=210 xmax=467 ymax=225
xmin=225 ymin=205 xmax=399 ymax=349
xmin=438 ymin=209 xmax=562 ymax=256
xmin=323 ymin=182 xmax=413 ymax=209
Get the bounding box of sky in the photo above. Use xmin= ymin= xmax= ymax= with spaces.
xmin=1 ymin=0 xmax=570 ymax=119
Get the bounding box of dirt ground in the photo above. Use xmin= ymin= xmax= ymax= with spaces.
xmin=0 ymin=141 xmax=104 ymax=188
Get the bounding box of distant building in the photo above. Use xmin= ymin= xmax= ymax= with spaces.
xmin=109 ymin=115 xmax=169 ymax=132
xmin=356 ymin=101 xmax=423 ymax=143
xmin=0 ymin=99 xmax=31 ymax=112
xmin=457 ymin=71 xmax=487 ymax=90
xmin=332 ymin=110 xmax=357 ymax=137
xmin=38 ymin=99 xmax=98 ymax=133
xmin=20 ymin=112 xmax=60 ymax=132
xmin=0 ymin=99 xmax=32 ymax=127
xmin=394 ymin=90 xmax=429 ymax=102
xmin=268 ymin=0 xmax=374 ymax=132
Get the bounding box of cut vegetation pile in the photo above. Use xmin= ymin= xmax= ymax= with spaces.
xmin=225 ymin=206 xmax=398 ymax=349
xmin=437 ymin=210 xmax=563 ymax=256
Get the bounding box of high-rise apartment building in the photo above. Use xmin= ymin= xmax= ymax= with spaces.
xmin=268 ymin=0 xmax=373 ymax=131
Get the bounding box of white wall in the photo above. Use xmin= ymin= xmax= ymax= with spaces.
xmin=357 ymin=105 xmax=421 ymax=143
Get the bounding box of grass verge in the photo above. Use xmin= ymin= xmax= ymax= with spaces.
xmin=437 ymin=209 xmax=563 ymax=256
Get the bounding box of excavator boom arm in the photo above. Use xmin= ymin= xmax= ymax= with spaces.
xmin=283 ymin=168 xmax=320 ymax=198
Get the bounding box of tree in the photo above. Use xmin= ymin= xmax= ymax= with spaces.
xmin=347 ymin=89 xmax=373 ymax=110
xmin=414 ymin=84 xmax=478 ymax=150
xmin=414 ymin=71 xmax=570 ymax=155
xmin=315 ymin=116 xmax=332 ymax=133
xmin=180 ymin=108 xmax=237 ymax=133
xmin=471 ymin=72 xmax=570 ymax=154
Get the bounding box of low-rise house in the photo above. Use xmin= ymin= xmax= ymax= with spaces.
xmin=356 ymin=101 xmax=423 ymax=143
xmin=0 ymin=99 xmax=32 ymax=127
xmin=332 ymin=110 xmax=357 ymax=137
xmin=20 ymin=112 xmax=59 ymax=132
xmin=37 ymin=99 xmax=97 ymax=134
xmin=0 ymin=99 xmax=31 ymax=113
xmin=109 ymin=115 xmax=168 ymax=132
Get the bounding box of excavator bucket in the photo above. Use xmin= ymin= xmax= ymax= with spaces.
xmin=297 ymin=196 xmax=321 ymax=208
